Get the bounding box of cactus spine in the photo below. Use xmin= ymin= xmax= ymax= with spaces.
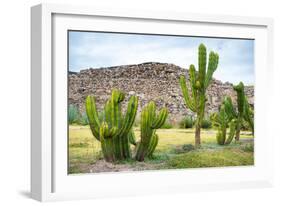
xmin=85 ymin=89 xmax=138 ymax=162
xmin=211 ymin=97 xmax=236 ymax=145
xmin=180 ymin=44 xmax=219 ymax=147
xmin=135 ymin=101 xmax=168 ymax=161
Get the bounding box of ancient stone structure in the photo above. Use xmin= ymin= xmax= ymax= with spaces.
xmin=69 ymin=62 xmax=254 ymax=123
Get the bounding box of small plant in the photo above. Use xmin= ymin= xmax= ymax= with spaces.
xmin=160 ymin=119 xmax=173 ymax=129
xmin=135 ymin=101 xmax=168 ymax=161
xmin=180 ymin=43 xmax=219 ymax=147
xmin=182 ymin=144 xmax=195 ymax=152
xmin=80 ymin=112 xmax=89 ymax=125
xmin=211 ymin=98 xmax=236 ymax=145
xmin=241 ymin=143 xmax=254 ymax=152
xmin=173 ymin=144 xmax=195 ymax=154
xmin=179 ymin=116 xmax=193 ymax=129
xmin=68 ymin=104 xmax=80 ymax=124
xmin=201 ymin=118 xmax=212 ymax=129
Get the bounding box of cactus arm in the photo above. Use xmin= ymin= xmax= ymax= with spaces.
xmin=128 ymin=130 xmax=137 ymax=146
xmin=119 ymin=96 xmax=138 ymax=137
xmin=224 ymin=96 xmax=237 ymax=120
xmin=189 ymin=65 xmax=198 ymax=102
xmin=205 ymin=52 xmax=219 ymax=88
xmin=234 ymin=82 xmax=245 ymax=115
xmin=179 ymin=75 xmax=196 ymax=112
xmin=233 ymin=82 xmax=246 ymax=141
xmin=85 ymin=95 xmax=100 ymax=140
xmin=244 ymin=97 xmax=254 ymax=134
xmin=147 ymin=133 xmax=159 ymax=158
xmin=111 ymin=89 xmax=124 ymax=129
xmin=152 ymin=107 xmax=168 ymax=129
xmin=100 ymin=122 xmax=115 ymax=162
xmin=225 ymin=119 xmax=236 ymax=144
xmin=198 ymin=43 xmax=207 ymax=89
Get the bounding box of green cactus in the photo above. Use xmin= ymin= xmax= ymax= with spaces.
xmin=85 ymin=89 xmax=138 ymax=162
xmin=244 ymin=96 xmax=254 ymax=135
xmin=211 ymin=98 xmax=236 ymax=145
xmin=180 ymin=43 xmax=219 ymax=147
xmin=233 ymin=82 xmax=245 ymax=141
xmin=135 ymin=101 xmax=168 ymax=161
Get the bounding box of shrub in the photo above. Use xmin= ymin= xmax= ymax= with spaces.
xmin=201 ymin=118 xmax=212 ymax=129
xmin=179 ymin=116 xmax=193 ymax=129
xmin=80 ymin=112 xmax=89 ymax=125
xmin=161 ymin=119 xmax=173 ymax=129
xmin=241 ymin=143 xmax=254 ymax=152
xmin=173 ymin=144 xmax=195 ymax=154
xmin=182 ymin=144 xmax=195 ymax=152
xmin=68 ymin=104 xmax=79 ymax=124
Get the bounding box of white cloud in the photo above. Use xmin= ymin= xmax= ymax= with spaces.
xmin=69 ymin=32 xmax=254 ymax=85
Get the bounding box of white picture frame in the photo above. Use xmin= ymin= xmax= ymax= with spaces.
xmin=31 ymin=3 xmax=274 ymax=202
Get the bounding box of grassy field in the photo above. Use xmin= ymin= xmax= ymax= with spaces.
xmin=69 ymin=125 xmax=254 ymax=174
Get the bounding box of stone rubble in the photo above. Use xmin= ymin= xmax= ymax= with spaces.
xmin=69 ymin=62 xmax=254 ymax=123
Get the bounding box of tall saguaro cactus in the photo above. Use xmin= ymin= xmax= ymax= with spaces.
xmin=180 ymin=44 xmax=219 ymax=147
xmin=85 ymin=89 xmax=138 ymax=162
xmin=135 ymin=101 xmax=168 ymax=161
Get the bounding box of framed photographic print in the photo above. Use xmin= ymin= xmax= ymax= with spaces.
xmin=31 ymin=3 xmax=274 ymax=201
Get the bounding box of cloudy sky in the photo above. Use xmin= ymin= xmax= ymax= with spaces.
xmin=68 ymin=31 xmax=254 ymax=85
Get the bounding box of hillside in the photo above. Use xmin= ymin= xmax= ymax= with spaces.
xmin=68 ymin=62 xmax=254 ymax=122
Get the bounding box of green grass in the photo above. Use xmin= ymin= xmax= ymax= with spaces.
xmin=68 ymin=125 xmax=254 ymax=173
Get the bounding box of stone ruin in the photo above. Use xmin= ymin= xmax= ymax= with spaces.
xmin=69 ymin=62 xmax=254 ymax=123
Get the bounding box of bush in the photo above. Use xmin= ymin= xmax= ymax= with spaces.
xmin=179 ymin=116 xmax=193 ymax=129
xmin=68 ymin=104 xmax=79 ymax=124
xmin=182 ymin=144 xmax=195 ymax=152
xmin=201 ymin=118 xmax=212 ymax=129
xmin=161 ymin=119 xmax=173 ymax=129
xmin=241 ymin=143 xmax=254 ymax=152
xmin=173 ymin=144 xmax=195 ymax=154
xmin=80 ymin=112 xmax=89 ymax=125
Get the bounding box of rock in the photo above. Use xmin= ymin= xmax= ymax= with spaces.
xmin=69 ymin=62 xmax=254 ymax=122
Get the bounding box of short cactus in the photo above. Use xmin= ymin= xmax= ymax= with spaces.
xmin=85 ymin=89 xmax=138 ymax=162
xmin=233 ymin=82 xmax=245 ymax=141
xmin=180 ymin=43 xmax=219 ymax=147
xmin=211 ymin=97 xmax=236 ymax=145
xmin=244 ymin=96 xmax=254 ymax=135
xmin=135 ymin=101 xmax=168 ymax=161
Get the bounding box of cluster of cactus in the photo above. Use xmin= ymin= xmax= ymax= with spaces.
xmin=85 ymin=89 xmax=138 ymax=162
xmin=226 ymin=82 xmax=254 ymax=141
xmin=211 ymin=82 xmax=255 ymax=145
xmin=179 ymin=43 xmax=219 ymax=147
xmin=211 ymin=97 xmax=236 ymax=145
xmin=86 ymin=89 xmax=168 ymax=162
xmin=135 ymin=101 xmax=168 ymax=161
